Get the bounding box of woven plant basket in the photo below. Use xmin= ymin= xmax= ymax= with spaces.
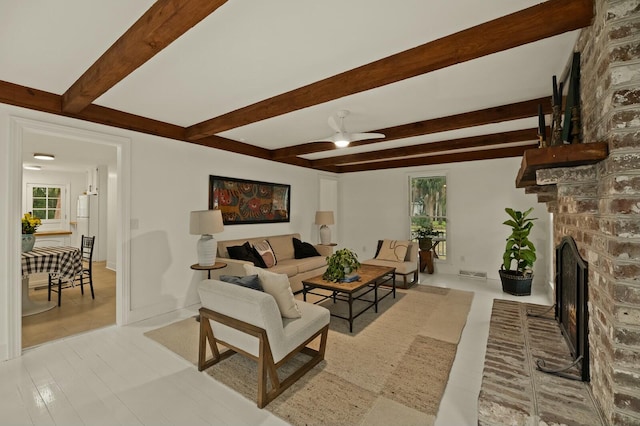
xmin=498 ymin=268 xmax=533 ymax=296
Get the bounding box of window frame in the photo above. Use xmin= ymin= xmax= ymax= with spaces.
xmin=25 ymin=183 xmax=69 ymax=232
xmin=408 ymin=172 xmax=449 ymax=262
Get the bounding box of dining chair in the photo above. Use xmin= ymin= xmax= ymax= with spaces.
xmin=48 ymin=235 xmax=96 ymax=306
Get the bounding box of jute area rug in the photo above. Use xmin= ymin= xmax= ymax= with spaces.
xmin=145 ymin=285 xmax=473 ymax=426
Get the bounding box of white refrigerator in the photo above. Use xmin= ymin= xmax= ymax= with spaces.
xmin=77 ymin=194 xmax=99 ymax=241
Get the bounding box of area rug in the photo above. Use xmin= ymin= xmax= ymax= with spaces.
xmin=145 ymin=285 xmax=473 ymax=426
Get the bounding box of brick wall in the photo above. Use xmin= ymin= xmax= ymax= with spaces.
xmin=534 ymin=1 xmax=640 ymax=424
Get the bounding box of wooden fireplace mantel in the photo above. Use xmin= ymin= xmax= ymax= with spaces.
xmin=515 ymin=142 xmax=609 ymax=188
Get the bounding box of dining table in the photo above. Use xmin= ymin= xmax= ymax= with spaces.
xmin=21 ymin=246 xmax=83 ymax=316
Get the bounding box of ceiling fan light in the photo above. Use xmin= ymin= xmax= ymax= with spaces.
xmin=33 ymin=153 xmax=55 ymax=160
xmin=334 ymin=132 xmax=350 ymax=148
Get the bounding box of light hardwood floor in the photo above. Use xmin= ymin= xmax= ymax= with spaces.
xmin=22 ymin=261 xmax=116 ymax=349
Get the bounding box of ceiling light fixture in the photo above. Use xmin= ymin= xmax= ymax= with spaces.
xmin=23 ymin=165 xmax=42 ymax=170
xmin=334 ymin=134 xmax=350 ymax=148
xmin=33 ymin=153 xmax=55 ymax=160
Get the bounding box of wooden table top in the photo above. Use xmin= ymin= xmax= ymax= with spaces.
xmin=302 ymin=264 xmax=395 ymax=293
xmin=190 ymin=262 xmax=227 ymax=271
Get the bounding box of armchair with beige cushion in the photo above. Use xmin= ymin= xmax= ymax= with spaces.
xmin=197 ymin=275 xmax=330 ymax=408
xmin=361 ymin=239 xmax=419 ymax=288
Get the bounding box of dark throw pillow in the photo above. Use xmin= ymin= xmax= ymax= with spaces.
xmin=219 ymin=274 xmax=263 ymax=291
xmin=293 ymin=237 xmax=321 ymax=259
xmin=227 ymin=242 xmax=267 ymax=267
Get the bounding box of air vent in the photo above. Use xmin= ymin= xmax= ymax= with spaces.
xmin=458 ymin=270 xmax=487 ymax=280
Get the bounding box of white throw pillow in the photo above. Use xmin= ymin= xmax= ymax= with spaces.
xmin=253 ymin=240 xmax=277 ymax=267
xmin=244 ymin=264 xmax=302 ymax=318
xmin=376 ymin=239 xmax=410 ymax=262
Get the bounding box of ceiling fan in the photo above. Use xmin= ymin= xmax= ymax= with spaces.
xmin=314 ymin=110 xmax=385 ymax=148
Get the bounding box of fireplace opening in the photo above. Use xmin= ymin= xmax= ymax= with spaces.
xmin=537 ymin=236 xmax=589 ymax=381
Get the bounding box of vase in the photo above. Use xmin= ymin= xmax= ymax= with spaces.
xmin=22 ymin=234 xmax=35 ymax=252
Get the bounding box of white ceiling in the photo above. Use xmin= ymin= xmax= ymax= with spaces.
xmin=1 ymin=0 xmax=580 ymax=169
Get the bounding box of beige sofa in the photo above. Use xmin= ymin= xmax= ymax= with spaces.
xmin=212 ymin=233 xmax=332 ymax=293
xmin=361 ymin=239 xmax=419 ymax=288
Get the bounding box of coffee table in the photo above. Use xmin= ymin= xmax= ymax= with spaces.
xmin=302 ymin=264 xmax=396 ymax=332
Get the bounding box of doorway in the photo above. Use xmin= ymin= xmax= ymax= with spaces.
xmin=6 ymin=117 xmax=132 ymax=358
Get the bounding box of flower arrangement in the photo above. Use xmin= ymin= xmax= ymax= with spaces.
xmin=21 ymin=213 xmax=42 ymax=234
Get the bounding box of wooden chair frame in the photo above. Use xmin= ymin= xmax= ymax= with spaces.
xmin=198 ymin=307 xmax=329 ymax=408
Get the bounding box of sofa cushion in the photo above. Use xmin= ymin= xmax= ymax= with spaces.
xmin=267 ymin=235 xmax=295 ymax=261
xmin=269 ymin=260 xmax=299 ymax=278
xmin=219 ymin=274 xmax=263 ymax=291
xmin=244 ymin=264 xmax=301 ymax=318
xmin=292 ymin=256 xmax=327 ymax=274
xmin=253 ymin=240 xmax=277 ymax=267
xmin=293 ymin=237 xmax=321 ymax=259
xmin=227 ymin=242 xmax=266 ymax=267
xmin=376 ymin=239 xmax=410 ymax=262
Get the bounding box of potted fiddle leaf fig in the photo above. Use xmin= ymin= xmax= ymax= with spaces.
xmin=323 ymin=248 xmax=361 ymax=282
xmin=499 ymin=207 xmax=537 ymax=296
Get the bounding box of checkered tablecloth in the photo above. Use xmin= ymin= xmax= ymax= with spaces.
xmin=21 ymin=246 xmax=83 ymax=280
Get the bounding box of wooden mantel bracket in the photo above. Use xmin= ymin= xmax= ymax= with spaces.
xmin=515 ymin=142 xmax=609 ymax=188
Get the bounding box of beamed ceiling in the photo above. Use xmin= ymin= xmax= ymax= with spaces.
xmin=1 ymin=0 xmax=594 ymax=173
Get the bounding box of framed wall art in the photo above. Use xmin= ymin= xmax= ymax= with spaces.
xmin=208 ymin=175 xmax=290 ymax=225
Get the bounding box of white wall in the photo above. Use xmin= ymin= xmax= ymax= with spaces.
xmin=125 ymin=132 xmax=325 ymax=320
xmin=107 ymin=166 xmax=117 ymax=270
xmin=339 ymin=158 xmax=549 ymax=285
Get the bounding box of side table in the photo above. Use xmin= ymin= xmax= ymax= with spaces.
xmin=190 ymin=262 xmax=227 ymax=279
xmin=419 ymin=250 xmax=434 ymax=274
xmin=191 ymin=262 xmax=227 ymax=322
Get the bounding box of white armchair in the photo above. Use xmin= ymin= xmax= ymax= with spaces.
xmin=197 ymin=279 xmax=330 ymax=408
xmin=361 ymin=239 xmax=419 ymax=288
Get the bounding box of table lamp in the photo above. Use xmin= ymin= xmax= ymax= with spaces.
xmin=315 ymin=211 xmax=334 ymax=245
xmin=190 ymin=209 xmax=224 ymax=266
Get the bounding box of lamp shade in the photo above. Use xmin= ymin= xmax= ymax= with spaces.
xmin=315 ymin=211 xmax=335 ymax=225
xmin=190 ymin=210 xmax=224 ymax=235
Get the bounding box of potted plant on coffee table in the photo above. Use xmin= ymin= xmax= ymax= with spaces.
xmin=323 ymin=248 xmax=361 ymax=282
xmin=499 ymin=207 xmax=537 ymax=296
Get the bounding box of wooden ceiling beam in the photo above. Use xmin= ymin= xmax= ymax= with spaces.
xmin=61 ymin=0 xmax=228 ymax=114
xmin=311 ymin=128 xmax=540 ymax=167
xmin=185 ymin=0 xmax=593 ymax=140
xmin=271 ymin=98 xmax=551 ymax=159
xmin=337 ymin=144 xmax=537 ymax=173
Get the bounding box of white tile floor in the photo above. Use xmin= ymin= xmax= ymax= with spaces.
xmin=2 ymin=273 xmax=552 ymax=425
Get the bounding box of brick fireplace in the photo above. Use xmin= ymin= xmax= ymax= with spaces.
xmin=528 ymin=1 xmax=640 ymax=423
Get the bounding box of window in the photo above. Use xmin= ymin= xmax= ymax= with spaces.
xmin=409 ymin=175 xmax=447 ymax=259
xmin=26 ymin=184 xmax=67 ymax=230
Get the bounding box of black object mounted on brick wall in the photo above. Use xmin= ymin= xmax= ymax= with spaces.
xmin=562 ymin=52 xmax=582 ymax=144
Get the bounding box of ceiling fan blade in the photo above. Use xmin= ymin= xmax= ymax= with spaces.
xmin=350 ymin=132 xmax=385 ymax=142
xmin=328 ymin=115 xmax=342 ymax=133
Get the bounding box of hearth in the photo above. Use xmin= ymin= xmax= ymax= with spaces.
xmin=537 ymin=236 xmax=589 ymax=381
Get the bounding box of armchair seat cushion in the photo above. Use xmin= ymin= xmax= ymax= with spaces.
xmin=362 ymin=258 xmax=417 ymax=276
